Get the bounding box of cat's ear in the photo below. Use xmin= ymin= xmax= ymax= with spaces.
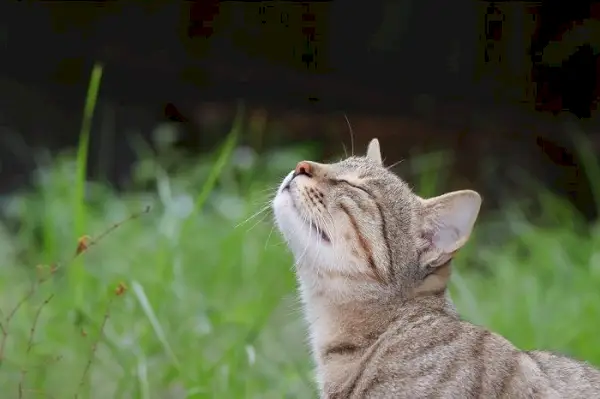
xmin=419 ymin=190 xmax=481 ymax=267
xmin=366 ymin=138 xmax=383 ymax=165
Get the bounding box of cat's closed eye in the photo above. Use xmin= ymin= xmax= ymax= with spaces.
xmin=330 ymin=179 xmax=373 ymax=196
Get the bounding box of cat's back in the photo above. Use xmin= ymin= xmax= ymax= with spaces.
xmin=332 ymin=312 xmax=565 ymax=399
xmin=525 ymin=350 xmax=600 ymax=398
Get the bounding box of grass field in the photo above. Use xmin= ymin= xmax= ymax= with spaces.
xmin=1 ymin=67 xmax=600 ymax=398
xmin=1 ymin=132 xmax=600 ymax=398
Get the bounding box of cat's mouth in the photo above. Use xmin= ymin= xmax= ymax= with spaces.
xmin=285 ymin=189 xmax=331 ymax=244
xmin=310 ymin=222 xmax=330 ymax=244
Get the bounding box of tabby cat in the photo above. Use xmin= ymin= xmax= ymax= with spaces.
xmin=272 ymin=138 xmax=600 ymax=398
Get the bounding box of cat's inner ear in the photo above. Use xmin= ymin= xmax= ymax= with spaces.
xmin=419 ymin=190 xmax=481 ymax=267
xmin=366 ymin=138 xmax=383 ymax=165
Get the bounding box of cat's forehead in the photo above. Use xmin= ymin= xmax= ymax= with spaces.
xmin=328 ymin=156 xmax=411 ymax=198
xmin=330 ymin=156 xmax=390 ymax=178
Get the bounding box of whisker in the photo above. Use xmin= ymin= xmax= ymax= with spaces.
xmin=321 ymin=209 xmax=337 ymax=251
xmin=264 ymin=225 xmax=275 ymax=250
xmin=316 ymin=211 xmax=333 ymax=245
xmin=316 ymin=218 xmax=330 ymax=266
xmin=295 ymin=211 xmax=312 ymax=267
xmin=244 ymin=211 xmax=271 ymax=234
xmin=386 ymin=158 xmax=405 ymax=170
xmin=247 ymin=187 xmax=279 ymax=209
xmin=343 ymin=113 xmax=355 ymax=156
xmin=324 ymin=209 xmax=354 ymax=274
xmin=323 ymin=216 xmax=341 ymax=264
xmin=235 ymin=203 xmax=271 ymax=229
xmin=255 ymin=186 xmax=280 ymax=194
xmin=314 ymin=226 xmax=322 ymax=261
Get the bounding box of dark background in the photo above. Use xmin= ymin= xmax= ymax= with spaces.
xmin=1 ymin=1 xmax=599 ymax=218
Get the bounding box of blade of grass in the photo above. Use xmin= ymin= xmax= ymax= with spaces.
xmin=136 ymin=352 xmax=150 ymax=399
xmin=189 ymin=101 xmax=244 ymax=218
xmin=71 ymin=63 xmax=104 ymax=306
xmin=131 ymin=280 xmax=181 ymax=370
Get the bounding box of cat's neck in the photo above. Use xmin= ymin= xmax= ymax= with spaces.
xmin=299 ymin=261 xmax=457 ymax=325
xmin=298 ymin=261 xmax=459 ymax=389
xmin=303 ymin=287 xmax=458 ymax=351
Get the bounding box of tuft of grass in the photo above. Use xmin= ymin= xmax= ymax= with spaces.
xmin=72 ymin=63 xmax=104 ymax=308
xmin=0 ymin=128 xmax=599 ymax=397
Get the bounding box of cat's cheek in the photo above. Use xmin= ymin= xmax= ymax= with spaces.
xmin=273 ymin=192 xmax=307 ymax=252
xmin=273 ymin=193 xmax=292 ymax=218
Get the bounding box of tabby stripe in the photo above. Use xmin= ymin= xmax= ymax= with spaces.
xmin=526 ymin=351 xmax=549 ymax=377
xmin=339 ymin=203 xmax=384 ymax=284
xmin=361 ymin=362 xmax=439 ymax=399
xmin=338 ymin=315 xmax=405 ymax=398
xmin=497 ymin=353 xmax=518 ymax=397
xmin=434 ymin=358 xmax=461 ymax=398
xmin=331 ymin=179 xmax=392 ymax=281
xmin=402 ymin=307 xmax=449 ymax=330
xmin=339 ymin=341 xmax=385 ymax=398
xmin=470 ymin=330 xmax=490 ymax=398
xmin=344 ymin=312 xmax=443 ymax=398
xmin=322 ymin=342 xmax=360 ymax=358
xmin=374 ymin=201 xmax=394 ymax=281
xmin=356 ymin=373 xmax=384 ymax=397
xmin=424 ymin=326 xmax=463 ymax=384
xmin=381 ymin=325 xmax=463 ymax=399
xmin=357 ymin=322 xmax=462 ymax=398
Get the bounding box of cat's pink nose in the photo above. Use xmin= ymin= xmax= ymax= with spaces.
xmin=295 ymin=161 xmax=312 ymax=177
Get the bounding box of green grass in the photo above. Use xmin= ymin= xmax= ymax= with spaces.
xmin=0 ymin=137 xmax=321 ymax=398
xmin=72 ymin=62 xmax=104 ymax=313
xmin=1 ymin=140 xmax=599 ymax=398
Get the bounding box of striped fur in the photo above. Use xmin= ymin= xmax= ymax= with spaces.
xmin=272 ymin=138 xmax=600 ymax=398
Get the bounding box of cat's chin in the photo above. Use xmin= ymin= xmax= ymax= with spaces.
xmin=273 ymin=188 xmax=332 ymax=264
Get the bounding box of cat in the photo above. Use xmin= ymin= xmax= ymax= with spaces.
xmin=272 ymin=138 xmax=600 ymax=398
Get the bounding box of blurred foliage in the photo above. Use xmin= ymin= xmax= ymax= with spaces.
xmin=0 ymin=132 xmax=599 ymax=397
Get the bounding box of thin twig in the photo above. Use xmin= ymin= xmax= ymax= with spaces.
xmin=75 ymin=297 xmax=113 ymax=398
xmin=76 ymin=205 xmax=151 ymax=258
xmin=18 ymin=294 xmax=54 ymax=398
xmin=0 ymin=205 xmax=150 ymax=398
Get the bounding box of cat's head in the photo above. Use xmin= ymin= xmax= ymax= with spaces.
xmin=272 ymin=138 xmax=481 ymax=300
